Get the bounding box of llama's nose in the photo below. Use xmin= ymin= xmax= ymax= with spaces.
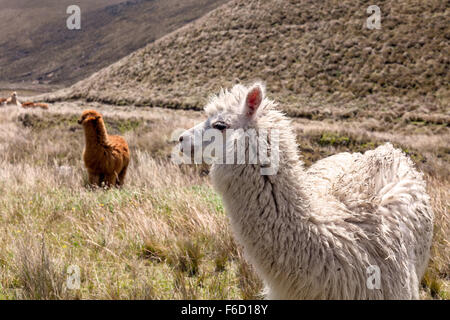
xmin=179 ymin=136 xmax=184 ymax=153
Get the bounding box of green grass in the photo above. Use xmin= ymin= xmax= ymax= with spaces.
xmin=318 ymin=132 xmax=350 ymax=147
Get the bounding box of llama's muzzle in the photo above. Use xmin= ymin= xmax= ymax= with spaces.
xmin=178 ymin=132 xmax=195 ymax=156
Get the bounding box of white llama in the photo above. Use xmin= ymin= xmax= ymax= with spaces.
xmin=5 ymin=91 xmax=21 ymax=106
xmin=179 ymin=83 xmax=434 ymax=299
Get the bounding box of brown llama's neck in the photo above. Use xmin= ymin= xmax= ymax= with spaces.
xmin=84 ymin=119 xmax=109 ymax=148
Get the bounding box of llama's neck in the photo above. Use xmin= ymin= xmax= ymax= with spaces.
xmin=211 ymin=112 xmax=313 ymax=222
xmin=10 ymin=96 xmax=18 ymax=104
xmin=211 ymin=133 xmax=313 ymax=223
xmin=210 ymin=120 xmax=325 ymax=296
xmin=83 ymin=120 xmax=109 ymax=148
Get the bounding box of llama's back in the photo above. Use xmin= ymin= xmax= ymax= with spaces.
xmin=109 ymin=135 xmax=130 ymax=157
xmin=306 ymin=143 xmax=434 ymax=298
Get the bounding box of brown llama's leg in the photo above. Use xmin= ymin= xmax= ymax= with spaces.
xmin=105 ymin=174 xmax=117 ymax=188
xmin=116 ymin=166 xmax=128 ymax=187
xmin=88 ymin=172 xmax=101 ymax=187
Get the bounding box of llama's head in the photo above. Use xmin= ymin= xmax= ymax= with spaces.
xmin=178 ymin=83 xmax=281 ymax=174
xmin=11 ymin=92 xmax=17 ymax=100
xmin=78 ymin=109 xmax=102 ymax=126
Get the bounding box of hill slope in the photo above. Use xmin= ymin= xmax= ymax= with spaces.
xmin=0 ymin=0 xmax=229 ymax=84
xmin=48 ymin=0 xmax=449 ymax=120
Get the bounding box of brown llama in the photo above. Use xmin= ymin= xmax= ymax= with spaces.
xmin=78 ymin=109 xmax=130 ymax=187
xmin=22 ymin=102 xmax=49 ymax=110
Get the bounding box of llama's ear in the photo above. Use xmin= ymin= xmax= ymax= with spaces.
xmin=244 ymin=84 xmax=264 ymax=117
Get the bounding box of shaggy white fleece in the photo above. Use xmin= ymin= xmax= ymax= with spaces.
xmin=182 ymin=83 xmax=434 ymax=299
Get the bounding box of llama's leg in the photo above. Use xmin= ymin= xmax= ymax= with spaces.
xmin=117 ymin=166 xmax=128 ymax=187
xmin=88 ymin=172 xmax=101 ymax=187
xmin=99 ymin=173 xmax=106 ymax=187
xmin=105 ymin=174 xmax=117 ymax=188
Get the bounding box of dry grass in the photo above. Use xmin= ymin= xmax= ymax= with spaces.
xmin=0 ymin=103 xmax=259 ymax=299
xmin=421 ymin=176 xmax=449 ymax=299
xmin=0 ymin=102 xmax=447 ymax=299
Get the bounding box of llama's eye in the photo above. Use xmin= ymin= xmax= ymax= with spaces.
xmin=213 ymin=122 xmax=228 ymax=131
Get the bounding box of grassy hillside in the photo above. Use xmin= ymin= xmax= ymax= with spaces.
xmin=0 ymin=0 xmax=229 ymax=84
xmin=46 ymin=0 xmax=449 ymax=120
